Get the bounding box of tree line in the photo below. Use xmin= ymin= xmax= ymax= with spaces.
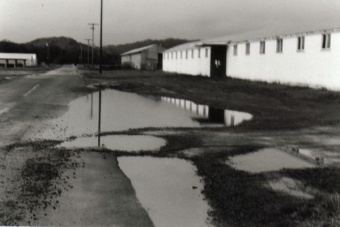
xmin=0 ymin=37 xmax=193 ymax=66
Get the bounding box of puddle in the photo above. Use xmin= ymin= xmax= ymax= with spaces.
xmin=118 ymin=157 xmax=211 ymax=227
xmin=227 ymin=148 xmax=315 ymax=173
xmin=35 ymin=90 xmax=253 ymax=141
xmin=59 ymin=135 xmax=166 ymax=152
xmin=267 ymin=177 xmax=314 ymax=199
xmin=161 ymin=96 xmax=252 ymax=126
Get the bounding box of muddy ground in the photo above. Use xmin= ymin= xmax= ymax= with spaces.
xmin=0 ymin=67 xmax=340 ymax=226
xmin=83 ymin=69 xmax=340 ymax=226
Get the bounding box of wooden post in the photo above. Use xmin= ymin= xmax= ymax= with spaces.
xmin=98 ymin=90 xmax=102 ymax=147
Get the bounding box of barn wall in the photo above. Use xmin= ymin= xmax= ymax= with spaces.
xmin=227 ymin=32 xmax=340 ymax=90
xmin=0 ymin=54 xmax=37 ymax=67
xmin=163 ymin=47 xmax=211 ymax=77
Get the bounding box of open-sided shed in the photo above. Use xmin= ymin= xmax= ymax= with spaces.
xmin=0 ymin=53 xmax=37 ymax=68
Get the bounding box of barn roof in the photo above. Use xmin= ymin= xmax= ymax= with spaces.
xmin=0 ymin=53 xmax=37 ymax=60
xmin=203 ymin=27 xmax=340 ymax=45
xmin=121 ymin=44 xmax=165 ymax=56
xmin=165 ymin=26 xmax=340 ymax=52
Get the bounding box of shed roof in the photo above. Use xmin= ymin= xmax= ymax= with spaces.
xmin=0 ymin=53 xmax=37 ymax=60
xmin=121 ymin=44 xmax=165 ymax=56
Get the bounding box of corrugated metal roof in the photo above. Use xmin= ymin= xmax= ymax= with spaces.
xmin=0 ymin=53 xmax=37 ymax=60
xmin=121 ymin=44 xmax=165 ymax=56
xmin=165 ymin=26 xmax=340 ymax=52
xmin=203 ymin=27 xmax=340 ymax=45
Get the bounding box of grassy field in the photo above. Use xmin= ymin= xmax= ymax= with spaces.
xmin=81 ymin=69 xmax=340 ymax=226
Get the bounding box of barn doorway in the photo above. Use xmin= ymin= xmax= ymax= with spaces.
xmin=210 ymin=45 xmax=227 ymax=78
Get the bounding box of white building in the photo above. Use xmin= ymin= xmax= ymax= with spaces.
xmin=162 ymin=41 xmax=226 ymax=78
xmin=163 ymin=28 xmax=340 ymax=90
xmin=0 ymin=53 xmax=37 ymax=68
xmin=121 ymin=44 xmax=166 ymax=70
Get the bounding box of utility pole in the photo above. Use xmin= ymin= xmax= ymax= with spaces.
xmin=85 ymin=39 xmax=91 ymax=67
xmin=88 ymin=23 xmax=98 ymax=70
xmin=99 ymin=0 xmax=103 ymax=74
xmin=80 ymin=45 xmax=83 ymax=65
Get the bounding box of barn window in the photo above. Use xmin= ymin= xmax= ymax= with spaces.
xmin=322 ymin=33 xmax=331 ymax=49
xmin=233 ymin=44 xmax=238 ymax=56
xmin=246 ymin=42 xmax=250 ymax=55
xmin=186 ymin=50 xmax=188 ymax=59
xmin=205 ymin=48 xmax=208 ymax=57
xmin=198 ymin=48 xmax=201 ymax=58
xmin=297 ymin=36 xmax=305 ymax=51
xmin=192 ymin=49 xmax=194 ymax=58
xmin=260 ymin=41 xmax=265 ymax=54
xmin=276 ymin=38 xmax=283 ymax=53
xmin=180 ymin=51 xmax=182 ymax=59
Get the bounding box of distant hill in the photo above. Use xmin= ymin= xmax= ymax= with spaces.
xmin=28 ymin=37 xmax=80 ymax=48
xmin=0 ymin=37 xmax=193 ymax=65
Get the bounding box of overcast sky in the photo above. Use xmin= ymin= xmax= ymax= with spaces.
xmin=1 ymin=0 xmax=340 ymax=46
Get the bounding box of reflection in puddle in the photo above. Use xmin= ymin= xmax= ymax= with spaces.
xmin=161 ymin=97 xmax=252 ymax=126
xmin=227 ymin=148 xmax=315 ymax=173
xmin=299 ymin=148 xmax=340 ymax=165
xmin=59 ymin=135 xmax=166 ymax=152
xmin=35 ymin=90 xmax=253 ymax=140
xmin=118 ymin=157 xmax=210 ymax=227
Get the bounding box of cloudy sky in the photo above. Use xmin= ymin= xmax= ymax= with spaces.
xmin=1 ymin=0 xmax=340 ymax=45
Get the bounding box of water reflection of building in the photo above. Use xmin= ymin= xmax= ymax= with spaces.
xmin=161 ymin=97 xmax=252 ymax=126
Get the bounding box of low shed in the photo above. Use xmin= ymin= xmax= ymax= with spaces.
xmin=121 ymin=44 xmax=166 ymax=70
xmin=0 ymin=53 xmax=37 ymax=68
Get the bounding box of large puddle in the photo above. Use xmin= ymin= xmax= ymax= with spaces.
xmin=35 ymin=89 xmax=253 ymax=140
xmin=227 ymin=148 xmax=315 ymax=173
xmin=118 ymin=157 xmax=210 ymax=227
xmin=59 ymin=135 xmax=166 ymax=152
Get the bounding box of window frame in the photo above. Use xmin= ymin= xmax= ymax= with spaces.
xmin=245 ymin=42 xmax=250 ymax=55
xmin=260 ymin=41 xmax=266 ymax=54
xmin=297 ymin=36 xmax=305 ymax=52
xmin=322 ymin=33 xmax=331 ymax=50
xmin=233 ymin=44 xmax=238 ymax=56
xmin=276 ymin=38 xmax=283 ymax=53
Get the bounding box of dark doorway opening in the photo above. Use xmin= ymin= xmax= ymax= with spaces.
xmin=210 ymin=45 xmax=227 ymax=78
xmin=208 ymin=108 xmax=225 ymax=123
xmin=157 ymin=53 xmax=163 ymax=70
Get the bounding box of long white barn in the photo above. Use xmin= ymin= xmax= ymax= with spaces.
xmin=163 ymin=28 xmax=340 ymax=90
